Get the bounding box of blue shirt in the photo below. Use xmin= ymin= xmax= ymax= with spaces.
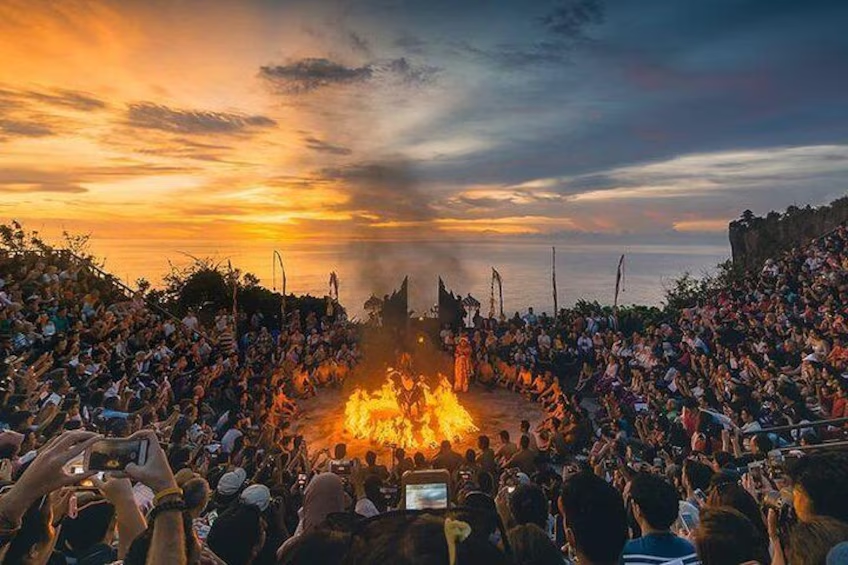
xmin=621 ymin=532 xmax=700 ymax=565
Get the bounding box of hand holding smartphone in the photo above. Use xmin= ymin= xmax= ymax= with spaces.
xmin=84 ymin=438 xmax=149 ymax=472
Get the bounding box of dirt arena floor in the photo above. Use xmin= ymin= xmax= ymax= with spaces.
xmin=294 ymin=385 xmax=547 ymax=465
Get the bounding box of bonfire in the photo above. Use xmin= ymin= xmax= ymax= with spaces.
xmin=344 ymin=371 xmax=478 ymax=449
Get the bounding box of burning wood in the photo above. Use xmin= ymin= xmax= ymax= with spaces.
xmin=343 ymin=370 xmax=478 ymax=449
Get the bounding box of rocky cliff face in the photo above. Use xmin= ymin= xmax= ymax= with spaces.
xmin=729 ymin=196 xmax=848 ymax=270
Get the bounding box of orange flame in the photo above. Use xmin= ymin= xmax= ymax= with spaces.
xmin=344 ymin=373 xmax=478 ymax=450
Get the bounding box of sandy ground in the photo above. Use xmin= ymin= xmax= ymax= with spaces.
xmin=294 ymin=385 xmax=547 ymax=464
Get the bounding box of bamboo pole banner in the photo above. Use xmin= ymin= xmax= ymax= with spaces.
xmin=552 ymin=247 xmax=559 ymax=316
xmin=614 ymin=254 xmax=626 ymax=310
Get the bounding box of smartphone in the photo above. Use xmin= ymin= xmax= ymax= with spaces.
xmin=694 ymin=488 xmax=707 ymax=506
xmin=653 ymin=457 xmax=664 ymax=470
xmin=297 ymin=473 xmax=308 ymax=490
xmin=45 ymin=393 xmax=63 ymax=406
xmin=402 ymin=470 xmax=450 ymax=510
xmin=329 ymin=460 xmax=353 ymax=478
xmin=84 ymin=438 xmax=149 ymax=472
xmin=748 ymin=461 xmax=764 ymax=489
xmin=679 ymin=512 xmax=697 ymax=535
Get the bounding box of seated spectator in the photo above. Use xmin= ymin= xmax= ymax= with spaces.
xmin=432 ymin=440 xmax=464 ymax=474
xmin=509 ymin=484 xmax=549 ymax=532
xmin=789 ymin=451 xmax=848 ymax=524
xmin=343 ymin=512 xmax=509 ymax=565
xmin=507 ymin=523 xmax=564 ymax=565
xmin=558 ymin=472 xmax=627 ymax=565
xmin=207 ymin=503 xmax=267 ymax=565
xmin=363 ymin=450 xmax=389 ymax=482
xmin=789 ymin=517 xmax=848 ymax=565
xmin=693 ymin=507 xmax=770 ymax=565
xmin=622 ymin=473 xmax=699 ymax=565
xmin=495 ymin=431 xmax=518 ymax=465
xmin=506 ymin=435 xmax=538 ymax=476
xmin=277 ymin=473 xmax=347 ymax=558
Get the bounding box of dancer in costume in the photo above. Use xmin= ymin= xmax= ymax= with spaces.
xmin=454 ymin=335 xmax=473 ymax=392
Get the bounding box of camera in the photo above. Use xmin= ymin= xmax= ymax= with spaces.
xmin=499 ymin=467 xmax=524 ymax=495
xmin=296 ymin=473 xmax=308 ymax=492
xmin=761 ymin=488 xmax=796 ymax=533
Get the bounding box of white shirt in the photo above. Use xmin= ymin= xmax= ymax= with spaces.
xmin=221 ymin=428 xmax=243 ymax=454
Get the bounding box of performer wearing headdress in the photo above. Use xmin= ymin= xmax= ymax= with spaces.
xmin=454 ymin=335 xmax=473 ymax=392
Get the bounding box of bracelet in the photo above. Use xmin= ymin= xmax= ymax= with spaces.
xmin=149 ymin=499 xmax=186 ymax=521
xmin=153 ymin=487 xmax=183 ymax=506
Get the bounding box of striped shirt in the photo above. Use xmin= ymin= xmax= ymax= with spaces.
xmin=621 ymin=533 xmax=700 ymax=565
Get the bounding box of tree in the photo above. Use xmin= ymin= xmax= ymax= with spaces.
xmin=242 ymin=273 xmax=261 ymax=288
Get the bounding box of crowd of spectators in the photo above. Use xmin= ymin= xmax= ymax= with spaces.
xmin=0 ymin=223 xmax=847 ymax=564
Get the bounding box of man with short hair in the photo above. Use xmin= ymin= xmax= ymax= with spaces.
xmin=681 ymin=459 xmax=713 ymax=508
xmin=622 ymin=473 xmax=700 ymax=564
xmin=431 ymin=439 xmax=464 ymax=474
xmin=520 ymin=419 xmax=538 ymax=452
xmin=790 ymin=451 xmax=848 ymax=524
xmin=506 ymin=435 xmax=537 ymax=476
xmin=477 ymin=435 xmax=497 ymax=476
xmin=363 ymin=450 xmax=389 ymax=482
xmin=495 ymin=430 xmax=518 ymax=465
xmin=559 ymin=472 xmax=627 ymax=565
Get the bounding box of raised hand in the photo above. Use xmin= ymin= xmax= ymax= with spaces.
xmin=124 ymin=430 xmax=177 ymax=493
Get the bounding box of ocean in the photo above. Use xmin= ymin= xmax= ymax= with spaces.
xmin=89 ymin=239 xmax=730 ymax=318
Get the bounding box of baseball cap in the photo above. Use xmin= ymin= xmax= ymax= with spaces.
xmin=239 ymin=484 xmax=271 ymax=511
xmin=216 ymin=467 xmax=247 ymax=496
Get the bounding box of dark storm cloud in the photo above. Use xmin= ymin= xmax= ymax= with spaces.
xmin=0 ymin=119 xmax=54 ymax=138
xmin=259 ymin=59 xmax=373 ymax=92
xmin=259 ymin=57 xmax=437 ymax=93
xmin=304 ymin=136 xmax=353 ymax=156
xmin=126 ymin=103 xmax=276 ymax=135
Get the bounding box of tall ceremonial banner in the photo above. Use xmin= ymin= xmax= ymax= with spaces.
xmin=273 ymin=251 xmax=286 ymax=323
xmin=552 ymin=247 xmax=559 ymax=316
xmin=382 ymin=276 xmax=409 ymax=331
xmin=614 ymin=254 xmax=626 ymax=309
xmin=492 ymin=268 xmax=504 ymax=320
xmin=438 ymin=277 xmax=464 ymax=330
xmin=327 ymin=271 xmax=339 ymax=316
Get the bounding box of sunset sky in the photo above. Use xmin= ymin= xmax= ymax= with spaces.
xmin=2 ymin=0 xmax=848 ymax=246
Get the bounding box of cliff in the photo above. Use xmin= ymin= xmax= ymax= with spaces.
xmin=729 ymin=196 xmax=848 ymax=270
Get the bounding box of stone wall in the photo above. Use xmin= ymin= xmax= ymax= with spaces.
xmin=729 ymin=196 xmax=848 ymax=270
